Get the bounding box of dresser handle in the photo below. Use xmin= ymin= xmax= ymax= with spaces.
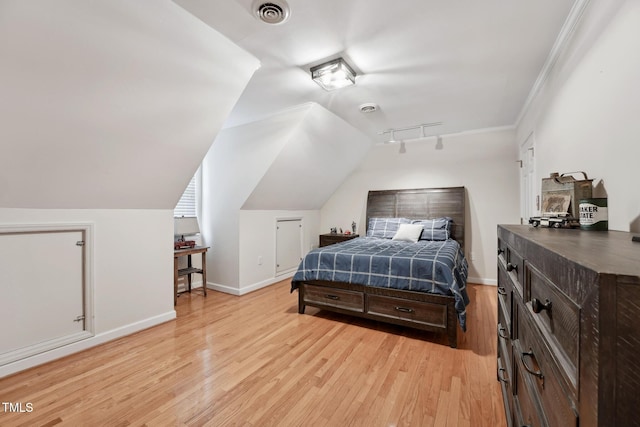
xmin=325 ymin=294 xmax=340 ymax=300
xmin=506 ymin=263 xmax=518 ymax=273
xmin=498 ymin=325 xmax=509 ymax=340
xmin=521 ymin=350 xmax=545 ymax=386
xmin=395 ymin=306 xmax=415 ymax=314
xmin=498 ymin=367 xmax=509 ymax=384
xmin=532 ymin=298 xmax=552 ymax=314
xmin=497 ymin=287 xmax=507 ymax=296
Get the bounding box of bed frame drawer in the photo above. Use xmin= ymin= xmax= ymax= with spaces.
xmin=366 ymin=294 xmax=447 ymax=329
xmin=302 ymin=284 xmax=364 ymax=313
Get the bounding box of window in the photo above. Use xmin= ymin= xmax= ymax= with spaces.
xmin=174 ymin=174 xmax=197 ymax=218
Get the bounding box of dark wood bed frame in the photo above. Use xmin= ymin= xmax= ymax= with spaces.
xmin=296 ymin=187 xmax=466 ymax=348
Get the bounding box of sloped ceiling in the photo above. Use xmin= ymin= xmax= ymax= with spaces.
xmin=241 ymin=103 xmax=371 ymax=210
xmin=203 ymin=103 xmax=370 ymax=211
xmin=0 ymin=0 xmax=259 ymax=209
xmin=175 ymin=0 xmax=578 ymax=141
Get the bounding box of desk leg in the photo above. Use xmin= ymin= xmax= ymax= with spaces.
xmin=201 ymin=251 xmax=207 ymax=297
xmin=187 ymin=254 xmax=192 ymax=293
xmin=173 ymin=256 xmax=178 ymax=306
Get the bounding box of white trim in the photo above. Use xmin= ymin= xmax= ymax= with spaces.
xmin=0 ymin=331 xmax=93 ymax=367
xmin=207 ymin=272 xmax=295 ymax=296
xmin=177 ymin=280 xmax=204 ymax=293
xmin=0 ymin=222 xmax=96 ymax=368
xmin=275 ymin=217 xmax=303 ymax=276
xmin=0 ymin=311 xmax=175 ymax=378
xmin=466 ymin=276 xmax=497 ymax=286
xmin=515 ymin=0 xmax=592 ymax=127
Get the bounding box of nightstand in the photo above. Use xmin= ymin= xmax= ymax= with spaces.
xmin=319 ymin=233 xmax=359 ymax=247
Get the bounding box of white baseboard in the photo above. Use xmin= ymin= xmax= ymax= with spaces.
xmin=0 ymin=311 xmax=176 ymax=378
xmin=177 ymin=280 xmax=203 ymax=293
xmin=207 ymin=273 xmax=294 ymax=296
xmin=467 ymin=276 xmax=497 ymax=286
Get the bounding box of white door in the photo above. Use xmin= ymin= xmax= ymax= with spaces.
xmin=520 ymin=132 xmax=537 ymax=224
xmin=276 ymin=219 xmax=302 ymax=275
xmin=0 ymin=229 xmax=89 ymax=365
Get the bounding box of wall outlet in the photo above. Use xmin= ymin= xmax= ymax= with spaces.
xmin=469 ymin=252 xmax=475 ymax=261
xmin=258 ymin=256 xmax=263 ymax=265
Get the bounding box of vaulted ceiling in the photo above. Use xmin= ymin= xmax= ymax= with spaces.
xmin=175 ymin=0 xmax=578 ymax=142
xmin=0 ymin=0 xmax=259 ymax=209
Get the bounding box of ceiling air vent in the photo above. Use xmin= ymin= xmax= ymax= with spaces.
xmin=253 ymin=0 xmax=290 ymax=25
xmin=359 ymin=103 xmax=378 ymax=113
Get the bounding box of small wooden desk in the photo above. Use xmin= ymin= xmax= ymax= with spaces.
xmin=173 ymin=246 xmax=209 ymax=305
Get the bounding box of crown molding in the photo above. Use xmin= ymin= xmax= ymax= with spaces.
xmin=515 ymin=0 xmax=591 ymax=127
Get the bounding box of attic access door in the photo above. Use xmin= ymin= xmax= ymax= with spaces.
xmin=276 ymin=219 xmax=302 ymax=275
xmin=0 ymin=226 xmax=92 ymax=366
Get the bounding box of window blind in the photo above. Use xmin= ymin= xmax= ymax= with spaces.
xmin=174 ymin=175 xmax=197 ymax=218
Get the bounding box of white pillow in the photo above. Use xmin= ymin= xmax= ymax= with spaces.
xmin=392 ymin=223 xmax=424 ymax=243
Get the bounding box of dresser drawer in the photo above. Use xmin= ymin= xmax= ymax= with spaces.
xmin=303 ymin=284 xmax=364 ymax=313
xmin=498 ymin=314 xmax=513 ymax=387
xmin=498 ymin=237 xmax=508 ymax=264
xmin=498 ymin=305 xmax=513 ymax=374
xmin=526 ymin=262 xmax=579 ymax=392
xmin=498 ymin=266 xmax=513 ymax=333
xmin=513 ymin=352 xmax=545 ymax=427
xmin=518 ymin=310 xmax=578 ymax=427
xmin=366 ymin=295 xmax=447 ymax=328
xmin=497 ymin=353 xmax=514 ymax=426
xmin=506 ymin=246 xmax=524 ymax=295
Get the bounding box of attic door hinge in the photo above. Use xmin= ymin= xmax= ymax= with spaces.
xmin=76 ymin=241 xmax=85 ymax=246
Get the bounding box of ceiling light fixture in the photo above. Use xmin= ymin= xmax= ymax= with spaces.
xmin=385 ymin=130 xmax=398 ymax=144
xmin=379 ymin=122 xmax=443 ymax=143
xmin=399 ymin=141 xmax=407 ymax=154
xmin=310 ymin=57 xmax=356 ymax=91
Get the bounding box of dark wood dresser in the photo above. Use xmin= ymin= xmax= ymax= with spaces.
xmin=497 ymin=224 xmax=640 ymax=427
xmin=319 ymin=233 xmax=359 ymax=247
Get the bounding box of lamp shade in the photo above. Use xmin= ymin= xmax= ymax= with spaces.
xmin=174 ymin=217 xmax=200 ymax=236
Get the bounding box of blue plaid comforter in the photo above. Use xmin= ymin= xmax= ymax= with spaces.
xmin=291 ymin=237 xmax=470 ymax=330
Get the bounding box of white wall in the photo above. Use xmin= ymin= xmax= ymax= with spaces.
xmin=0 ymin=208 xmax=174 ymax=377
xmin=517 ymin=0 xmax=640 ymax=232
xmin=321 ymin=128 xmax=520 ymax=284
xmin=201 ymin=106 xmax=309 ymax=290
xmin=0 ymin=0 xmax=259 ymax=376
xmin=201 ymin=103 xmax=371 ymax=293
xmin=233 ymin=210 xmax=320 ymax=295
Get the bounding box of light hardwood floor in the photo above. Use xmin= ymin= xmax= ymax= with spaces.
xmin=0 ymin=281 xmax=506 ymax=427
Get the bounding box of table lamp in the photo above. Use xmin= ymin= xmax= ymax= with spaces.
xmin=174 ymin=217 xmax=199 ymax=249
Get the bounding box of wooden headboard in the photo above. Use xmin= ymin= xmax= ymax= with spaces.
xmin=366 ymin=187 xmax=466 ymax=251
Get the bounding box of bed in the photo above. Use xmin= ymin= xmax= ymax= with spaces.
xmin=291 ymin=187 xmax=469 ymax=348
